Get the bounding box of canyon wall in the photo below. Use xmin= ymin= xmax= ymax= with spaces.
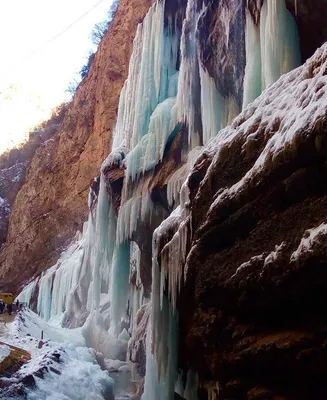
xmin=4 ymin=0 xmax=327 ymax=398
xmin=175 ymin=45 xmax=327 ymax=398
xmin=0 ymin=0 xmax=152 ymax=292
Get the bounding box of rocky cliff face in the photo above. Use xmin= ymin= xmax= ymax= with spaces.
xmin=0 ymin=104 xmax=68 ymax=247
xmin=173 ymin=45 xmax=327 ymax=399
xmin=0 ymin=0 xmax=153 ymax=293
xmin=4 ymin=0 xmax=327 ymax=398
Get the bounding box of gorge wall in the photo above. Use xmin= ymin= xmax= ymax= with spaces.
xmin=0 ymin=0 xmax=153 ymax=292
xmin=6 ymin=0 xmax=327 ymax=399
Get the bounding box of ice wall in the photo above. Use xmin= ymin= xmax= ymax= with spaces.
xmin=18 ymin=0 xmax=304 ymax=398
xmin=243 ymin=0 xmax=301 ymax=108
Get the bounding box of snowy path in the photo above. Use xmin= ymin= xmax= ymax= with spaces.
xmin=0 ymin=313 xmax=17 ymax=345
xmin=0 ymin=310 xmax=120 ymax=399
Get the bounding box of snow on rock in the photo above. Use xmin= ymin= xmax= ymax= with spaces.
xmin=11 ymin=309 xmax=85 ymax=353
xmin=1 ymin=310 xmax=114 ymax=399
xmin=181 ymin=43 xmax=327 ymax=278
xmin=101 ymin=147 xmax=129 ymax=173
xmin=0 ymin=195 xmax=10 ymax=210
xmin=0 ymin=344 xmax=10 ymax=362
xmin=210 ymin=44 xmax=326 ymax=200
xmin=0 ymin=161 xmax=27 ymax=187
xmin=290 ymin=223 xmax=327 ymax=263
xmin=229 ymin=254 xmax=265 ymax=281
xmin=151 ymin=42 xmax=327 ymax=311
xmin=25 ymin=347 xmax=114 ymax=400
xmin=229 ymin=243 xmax=287 ymax=282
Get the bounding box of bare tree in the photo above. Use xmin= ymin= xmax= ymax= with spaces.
xmin=91 ymin=20 xmax=109 ymax=46
xmin=90 ymin=0 xmax=120 ymax=46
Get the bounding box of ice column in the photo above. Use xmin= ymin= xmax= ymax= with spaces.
xmin=199 ymin=65 xmax=239 ymax=145
xmin=109 ymin=242 xmax=131 ymax=337
xmin=114 ymin=1 xmax=178 ymax=151
xmin=243 ymin=0 xmax=301 ymax=108
xmin=91 ymin=174 xmax=116 ymax=310
xmin=176 ymin=0 xmax=202 ymax=147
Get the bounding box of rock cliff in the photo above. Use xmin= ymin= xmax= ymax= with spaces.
xmin=3 ymin=0 xmax=327 ymax=398
xmin=0 ymin=0 xmax=152 ymax=293
xmin=0 ymin=103 xmax=68 ymax=246
xmin=173 ymin=44 xmax=327 ymax=399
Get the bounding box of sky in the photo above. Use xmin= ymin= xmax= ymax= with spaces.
xmin=0 ymin=0 xmax=114 ymax=153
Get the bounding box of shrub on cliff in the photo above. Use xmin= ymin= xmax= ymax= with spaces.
xmin=66 ymin=0 xmax=120 ymax=97
xmin=79 ymin=52 xmax=96 ymax=80
xmin=90 ymin=0 xmax=120 ymax=45
xmin=0 ymin=102 xmax=69 ymax=170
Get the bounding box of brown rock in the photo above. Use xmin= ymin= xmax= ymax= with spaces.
xmin=174 ymin=45 xmax=327 ymax=399
xmin=0 ymin=0 xmax=153 ymax=293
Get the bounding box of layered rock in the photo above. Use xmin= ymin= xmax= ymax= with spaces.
xmin=0 ymin=0 xmax=153 ymax=293
xmin=170 ymin=44 xmax=327 ymax=398
xmin=4 ymin=0 xmax=327 ymax=397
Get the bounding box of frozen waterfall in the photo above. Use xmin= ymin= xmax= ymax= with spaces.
xmin=17 ymin=0 xmax=303 ymax=398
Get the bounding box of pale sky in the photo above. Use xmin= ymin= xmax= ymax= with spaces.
xmin=0 ymin=0 xmax=114 ymax=153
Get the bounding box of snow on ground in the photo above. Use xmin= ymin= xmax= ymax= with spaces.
xmin=0 ymin=343 xmax=10 ymax=362
xmin=12 ymin=308 xmax=85 ymax=352
xmin=24 ymin=347 xmax=114 ymax=400
xmin=0 ymin=309 xmax=115 ymax=399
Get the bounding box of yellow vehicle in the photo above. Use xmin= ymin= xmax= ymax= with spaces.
xmin=0 ymin=293 xmax=14 ymax=304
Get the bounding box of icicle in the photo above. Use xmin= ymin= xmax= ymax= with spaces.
xmin=126 ymin=97 xmax=178 ymax=180
xmin=167 ymin=147 xmax=202 ymax=207
xmin=50 ymin=241 xmax=84 ymax=320
xmin=37 ymin=266 xmax=56 ymax=321
xmin=176 ymin=0 xmax=202 ymax=147
xmin=129 ymin=242 xmax=145 ymax=332
xmin=117 ymin=194 xmax=151 ymax=244
xmin=114 ymin=0 xmax=180 ymax=154
xmin=109 ymin=242 xmax=131 ymax=337
xmin=143 ymin=294 xmax=178 ymax=400
xmin=243 ymin=0 xmax=301 ymax=108
xmin=183 ymin=370 xmax=200 ymax=400
xmin=242 ymin=8 xmax=262 ymax=108
xmin=260 ymin=0 xmax=300 ymax=89
xmin=141 ymin=319 xmax=166 ymax=400
xmin=16 ymin=279 xmax=38 ymax=307
xmin=199 ymin=64 xmax=238 ymax=145
xmin=91 ymin=174 xmax=116 ymax=310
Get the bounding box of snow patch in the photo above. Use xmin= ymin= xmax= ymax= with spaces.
xmin=0 ymin=344 xmax=10 ymax=362
xmin=291 ymin=223 xmax=327 ymax=262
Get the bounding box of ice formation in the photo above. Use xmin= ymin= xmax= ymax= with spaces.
xmin=16 ymin=0 xmax=314 ymax=398
xmin=243 ymin=0 xmax=300 ymax=108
